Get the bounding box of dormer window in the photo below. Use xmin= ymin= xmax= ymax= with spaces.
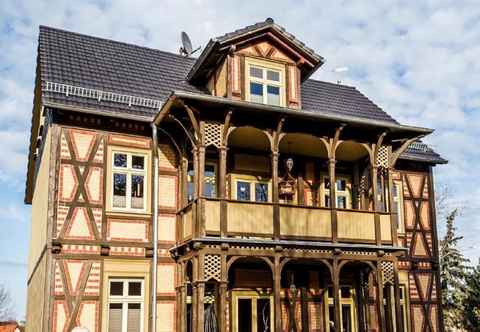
xmin=245 ymin=57 xmax=285 ymax=107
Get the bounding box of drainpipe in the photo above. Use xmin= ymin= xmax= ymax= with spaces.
xmin=151 ymin=123 xmax=159 ymax=332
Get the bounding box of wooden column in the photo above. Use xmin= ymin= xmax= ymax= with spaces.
xmin=387 ymin=168 xmax=398 ymax=246
xmin=393 ymin=266 xmax=404 ymax=332
xmin=218 ymin=253 xmax=228 ymax=332
xmin=375 ymin=264 xmax=386 ymax=332
xmin=181 ymin=156 xmax=189 ymax=206
xmin=219 ymin=146 xmax=228 ymax=237
xmin=274 ymin=255 xmax=282 ymax=332
xmin=178 ymin=262 xmax=187 ymax=332
xmin=196 ymin=254 xmax=205 ymax=332
xmin=329 ymin=159 xmax=338 ymax=243
xmin=371 ymin=165 xmax=382 ymax=246
xmin=355 ymin=270 xmax=367 ymax=332
xmin=272 ymin=151 xmax=280 ymax=240
xmin=332 ymin=259 xmax=341 ymax=331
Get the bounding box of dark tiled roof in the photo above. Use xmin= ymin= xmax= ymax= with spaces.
xmin=38 ymin=26 xmax=395 ymax=123
xmin=402 ymin=142 xmax=447 ymax=164
xmin=214 ymin=18 xmax=321 ymax=62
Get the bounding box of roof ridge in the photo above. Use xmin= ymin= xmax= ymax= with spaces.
xmin=39 ymin=25 xmax=198 ymax=62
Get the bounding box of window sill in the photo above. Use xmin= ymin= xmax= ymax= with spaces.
xmin=106 ymin=210 xmax=152 ymax=219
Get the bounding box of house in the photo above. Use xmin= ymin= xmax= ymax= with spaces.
xmin=24 ymin=18 xmax=446 ymax=332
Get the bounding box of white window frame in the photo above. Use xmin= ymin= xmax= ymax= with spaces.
xmin=325 ymin=285 xmax=357 ymax=332
xmin=321 ymin=174 xmax=352 ymax=209
xmin=111 ymin=151 xmax=148 ymax=212
xmin=233 ymin=178 xmax=271 ymax=203
xmin=245 ymin=57 xmax=286 ymax=107
xmin=393 ymin=181 xmax=405 ymax=234
xmin=107 ymin=278 xmax=144 ymax=332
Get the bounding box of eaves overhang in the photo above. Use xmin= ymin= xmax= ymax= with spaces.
xmin=154 ymin=90 xmax=434 ymax=139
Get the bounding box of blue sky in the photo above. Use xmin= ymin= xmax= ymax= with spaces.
xmin=1 ymin=0 xmax=479 ymax=320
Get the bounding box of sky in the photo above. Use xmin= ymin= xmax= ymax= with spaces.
xmin=0 ymin=0 xmax=479 ymax=320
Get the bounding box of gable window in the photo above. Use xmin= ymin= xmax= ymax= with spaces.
xmin=108 ymin=279 xmax=144 ymax=332
xmin=112 ymin=151 xmax=147 ymax=211
xmin=245 ymin=58 xmax=285 ymax=107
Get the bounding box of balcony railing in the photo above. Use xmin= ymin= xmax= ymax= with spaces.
xmin=177 ymin=198 xmax=394 ymax=246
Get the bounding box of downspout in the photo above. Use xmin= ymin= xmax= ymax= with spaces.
xmin=151 ymin=123 xmax=159 ymax=332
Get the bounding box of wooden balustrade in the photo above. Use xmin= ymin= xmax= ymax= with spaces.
xmin=178 ymin=198 xmax=395 ymax=245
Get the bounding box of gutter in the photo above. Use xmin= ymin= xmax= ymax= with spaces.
xmin=150 ymin=123 xmax=159 ymax=332
xmin=154 ymin=91 xmax=434 ymax=136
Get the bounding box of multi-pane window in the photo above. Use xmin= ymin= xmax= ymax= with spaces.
xmin=323 ymin=177 xmax=351 ymax=209
xmin=187 ymin=163 xmax=217 ymax=201
xmin=247 ymin=63 xmax=283 ymax=106
xmin=108 ymin=279 xmax=144 ymax=332
xmin=112 ymin=152 xmax=147 ymax=211
xmin=392 ymin=181 xmax=405 ymax=233
xmin=326 ymin=286 xmax=356 ymax=332
xmin=383 ymin=284 xmax=408 ymax=331
xmin=235 ymin=180 xmax=269 ymax=203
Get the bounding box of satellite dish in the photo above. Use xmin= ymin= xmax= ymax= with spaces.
xmin=179 ymin=31 xmax=201 ymax=57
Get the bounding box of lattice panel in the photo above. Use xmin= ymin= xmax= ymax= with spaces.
xmin=204 ymin=254 xmax=221 ymax=281
xmin=204 ymin=122 xmax=223 ymax=148
xmin=380 ymin=261 xmax=395 ymax=285
xmin=378 ymin=145 xmax=389 ymax=168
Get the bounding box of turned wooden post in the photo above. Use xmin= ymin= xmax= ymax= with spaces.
xmin=329 ymin=158 xmax=338 ymax=243
xmin=371 ymin=165 xmax=382 ymax=246
xmin=375 ymin=263 xmax=386 ymax=332
xmin=219 ymin=146 xmax=228 ymax=237
xmin=272 ymin=151 xmax=280 ymax=240
xmin=274 ymin=255 xmax=282 ymax=332
xmin=332 ymin=259 xmax=341 ymax=331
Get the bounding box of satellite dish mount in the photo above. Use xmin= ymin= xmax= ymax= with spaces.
xmin=179 ymin=31 xmax=201 ymax=57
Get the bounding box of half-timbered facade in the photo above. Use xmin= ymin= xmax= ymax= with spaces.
xmin=25 ymin=19 xmax=446 ymax=332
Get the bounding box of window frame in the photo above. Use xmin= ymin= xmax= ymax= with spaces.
xmin=325 ymin=285 xmax=357 ymax=332
xmin=390 ymin=180 xmax=405 ymax=234
xmin=245 ymin=57 xmax=286 ymax=107
xmin=320 ymin=174 xmax=352 ymax=209
xmin=110 ymin=150 xmax=148 ymax=213
xmin=231 ymin=176 xmax=271 ymax=203
xmin=107 ymin=278 xmax=145 ymax=332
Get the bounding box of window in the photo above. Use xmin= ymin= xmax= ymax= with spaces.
xmin=108 ymin=279 xmax=144 ymax=332
xmin=234 ymin=179 xmax=270 ymax=203
xmin=112 ymin=152 xmax=147 ymax=211
xmin=392 ymin=181 xmax=404 ymax=233
xmin=326 ymin=286 xmax=356 ymax=332
xmin=322 ymin=176 xmax=351 ymax=209
xmin=246 ymin=58 xmax=285 ymax=106
xmin=187 ymin=162 xmax=217 ymax=201
xmin=382 ymin=285 xmax=408 ymax=332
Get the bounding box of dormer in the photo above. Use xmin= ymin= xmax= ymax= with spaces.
xmin=187 ymin=18 xmax=324 ymax=109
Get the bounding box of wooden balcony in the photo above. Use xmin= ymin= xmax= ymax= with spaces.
xmin=178 ymin=198 xmax=394 ymax=246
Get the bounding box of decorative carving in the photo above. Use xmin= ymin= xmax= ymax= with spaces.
xmin=380 ymin=261 xmax=395 ymax=285
xmin=204 ymin=121 xmax=224 ymax=148
xmin=204 ymin=254 xmax=221 ymax=282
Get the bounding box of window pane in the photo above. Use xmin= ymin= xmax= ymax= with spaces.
xmin=267 ymin=85 xmax=280 ymax=106
xmin=109 ymin=303 xmax=123 ymax=332
xmin=341 ymin=287 xmax=351 ymax=298
xmin=113 ymin=173 xmax=127 ymax=208
xmin=250 ymin=82 xmax=264 ymax=103
xmin=204 ymin=164 xmax=216 ymax=198
xmin=267 ymin=70 xmax=280 ymax=81
xmin=114 ymin=153 xmax=127 ymax=168
xmin=255 ymin=183 xmax=268 ymax=202
xmin=128 ymin=281 xmax=142 ymax=296
xmin=127 ymin=303 xmax=141 ymax=332
xmin=238 ymin=299 xmax=252 ymax=332
xmin=250 ymin=66 xmax=263 ymax=79
xmin=131 ymin=175 xmax=144 ymax=209
xmin=257 ymin=299 xmax=271 ymax=332
xmin=337 ymin=196 xmax=347 ymax=209
xmin=342 ymin=304 xmax=353 ymax=332
xmin=132 ymin=155 xmax=144 ymax=170
xmin=324 ymin=195 xmax=331 ymax=208
xmin=237 ymin=181 xmax=251 ymax=201
xmin=187 ymin=169 xmax=194 ymax=201
xmin=336 ymin=179 xmax=346 ymax=191
xmin=110 ymin=281 xmax=124 ymax=296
